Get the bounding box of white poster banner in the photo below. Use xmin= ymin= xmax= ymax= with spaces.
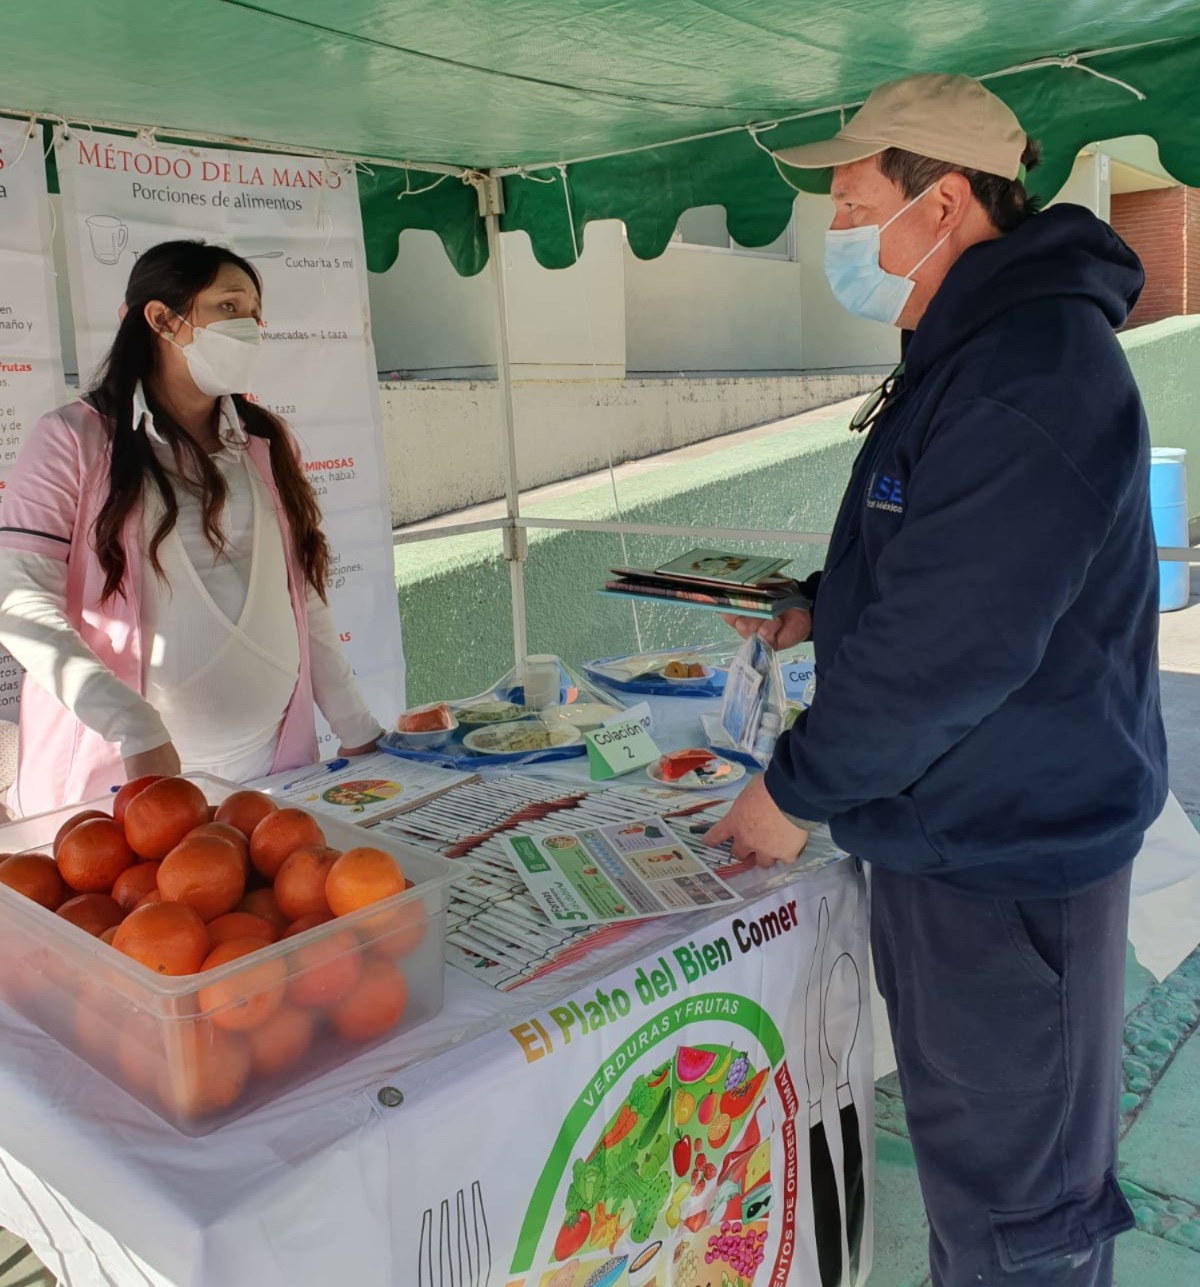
xmin=387 ymin=868 xmax=874 ymax=1287
xmin=55 ymin=130 xmax=404 ymax=731
xmin=0 ymin=118 xmax=66 ymax=720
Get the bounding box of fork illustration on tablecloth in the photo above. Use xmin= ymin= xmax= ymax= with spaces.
xmin=418 ymin=1180 xmax=492 ymax=1287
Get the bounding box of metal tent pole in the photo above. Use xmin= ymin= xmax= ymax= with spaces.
xmin=478 ymin=174 xmax=528 ymax=667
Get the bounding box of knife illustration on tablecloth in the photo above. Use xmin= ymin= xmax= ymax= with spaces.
xmin=825 ymin=952 xmax=865 ymax=1285
xmin=804 ymin=896 xmax=842 ymax=1287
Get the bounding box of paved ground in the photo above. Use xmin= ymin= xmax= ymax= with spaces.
xmin=6 ymin=574 xmax=1200 ymax=1287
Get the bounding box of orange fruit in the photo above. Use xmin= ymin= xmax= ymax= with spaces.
xmin=247 ymin=1005 xmax=314 ymax=1078
xmin=287 ymin=927 xmax=362 ymax=1009
xmin=112 ymin=901 xmax=210 ymax=976
xmin=112 ymin=774 xmax=164 ymax=826
xmin=215 ymin=789 xmax=278 ymax=841
xmin=56 ymin=892 xmax=124 ymax=936
xmin=134 ymin=889 xmax=163 ymax=910
xmin=157 ymin=1023 xmax=250 ymax=1118
xmin=53 ymin=809 xmax=108 ymax=857
xmin=56 ymin=818 xmax=136 ymax=893
xmin=73 ymin=991 xmax=116 ymax=1058
xmin=207 ymin=911 xmax=277 ymax=947
xmin=367 ymin=897 xmax=428 ymax=959
xmin=282 ymin=912 xmax=333 ymax=938
xmin=198 ymin=937 xmax=286 ymax=1031
xmin=111 ymin=861 xmax=162 ymax=912
xmin=157 ymin=834 xmax=246 ymax=922
xmin=325 ymin=847 xmax=407 ymax=918
xmin=115 ymin=1011 xmax=161 ymax=1094
xmin=236 ymin=887 xmax=289 ymax=935
xmin=187 ymin=821 xmax=250 ymax=873
xmin=100 ymin=925 xmax=120 ymax=945
xmin=274 ymin=844 xmax=340 ymax=921
xmin=249 ymin=808 xmax=325 ymax=881
xmin=0 ymin=853 xmax=66 ymax=910
xmin=329 ymin=957 xmax=408 ymax=1042
xmin=123 ymin=777 xmax=210 ymax=860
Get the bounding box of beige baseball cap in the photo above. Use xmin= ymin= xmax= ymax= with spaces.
xmin=774 ymin=73 xmax=1026 ymax=184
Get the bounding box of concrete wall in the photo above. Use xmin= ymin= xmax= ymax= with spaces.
xmin=366 ymin=223 xmax=626 ymax=381
xmin=1120 ymin=315 xmax=1200 ymax=519
xmin=382 ymin=370 xmax=880 ymax=523
xmin=1049 ymin=150 xmax=1111 ymax=221
xmin=624 ymin=247 xmax=805 ymax=372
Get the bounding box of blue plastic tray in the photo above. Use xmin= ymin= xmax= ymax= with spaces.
xmin=583 ymin=658 xmax=727 ymax=699
xmin=377 ymin=730 xmax=586 ymax=771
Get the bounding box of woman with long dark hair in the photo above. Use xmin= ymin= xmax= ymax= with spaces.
xmin=0 ymin=240 xmax=382 ymax=815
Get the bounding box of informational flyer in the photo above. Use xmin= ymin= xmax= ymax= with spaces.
xmin=270 ymin=751 xmax=472 ymax=822
xmin=505 ymin=815 xmax=741 ymax=926
xmin=55 ymin=130 xmax=405 ymax=729
xmin=0 ymin=117 xmax=67 ymax=720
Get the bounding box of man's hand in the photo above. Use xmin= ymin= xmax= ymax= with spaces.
xmin=124 ymin=742 xmax=182 ymax=781
xmin=721 ymin=607 xmax=812 ymax=651
xmin=701 ymin=775 xmax=809 ymax=868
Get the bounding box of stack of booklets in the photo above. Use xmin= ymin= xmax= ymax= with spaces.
xmin=600 ymin=547 xmax=797 ymax=617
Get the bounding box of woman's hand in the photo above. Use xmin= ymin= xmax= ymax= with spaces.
xmin=721 ymin=607 xmax=812 ymax=651
xmin=338 ymin=741 xmax=379 ymax=758
xmin=124 ymin=742 xmax=182 ymax=781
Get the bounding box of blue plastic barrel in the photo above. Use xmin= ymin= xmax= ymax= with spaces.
xmin=1150 ymin=448 xmax=1189 ymax=612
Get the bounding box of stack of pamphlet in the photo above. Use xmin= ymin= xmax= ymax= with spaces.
xmin=600 ymin=547 xmax=797 ymax=617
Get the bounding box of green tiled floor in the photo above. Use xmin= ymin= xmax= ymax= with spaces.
xmin=868 ymin=941 xmax=1200 ymax=1287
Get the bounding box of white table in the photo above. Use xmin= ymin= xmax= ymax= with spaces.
xmin=0 ymin=687 xmax=874 ymax=1287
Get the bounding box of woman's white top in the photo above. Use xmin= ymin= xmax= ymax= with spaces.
xmin=0 ymin=390 xmax=382 ymax=774
xmin=142 ymin=431 xmax=301 ymax=781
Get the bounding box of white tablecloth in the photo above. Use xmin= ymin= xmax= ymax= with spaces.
xmin=0 ymin=857 xmax=873 ymax=1287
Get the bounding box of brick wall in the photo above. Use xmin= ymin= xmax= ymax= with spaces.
xmin=1110 ymin=186 xmax=1199 ymax=328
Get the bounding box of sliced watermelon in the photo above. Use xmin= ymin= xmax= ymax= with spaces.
xmin=657 ymin=749 xmax=715 ymax=782
xmin=675 ymin=1044 xmax=720 ymax=1084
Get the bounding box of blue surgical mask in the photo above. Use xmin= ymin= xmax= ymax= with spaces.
xmin=823 ymin=185 xmax=950 ymax=325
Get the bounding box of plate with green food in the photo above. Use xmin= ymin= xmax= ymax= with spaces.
xmin=454 ymin=699 xmax=530 ymax=725
xmin=462 ymin=721 xmax=583 ymax=756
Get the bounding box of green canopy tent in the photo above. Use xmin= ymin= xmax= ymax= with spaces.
xmin=10 ymin=1 xmax=1200 ymax=272
xmin=8 ymin=0 xmax=1200 ymax=658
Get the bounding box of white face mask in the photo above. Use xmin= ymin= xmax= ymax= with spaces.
xmin=166 ymin=312 xmax=263 ymax=396
xmin=823 ymin=185 xmax=951 ymax=326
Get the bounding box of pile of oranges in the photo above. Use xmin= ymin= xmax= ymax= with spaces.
xmin=0 ymin=776 xmax=427 ymax=1123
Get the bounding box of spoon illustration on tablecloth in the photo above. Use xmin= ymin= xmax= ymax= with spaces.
xmin=804 ymin=897 xmax=842 ymax=1287
xmin=825 ymin=952 xmax=865 ymax=1284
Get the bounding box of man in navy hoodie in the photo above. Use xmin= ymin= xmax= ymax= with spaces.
xmin=707 ymin=74 xmax=1167 ymax=1286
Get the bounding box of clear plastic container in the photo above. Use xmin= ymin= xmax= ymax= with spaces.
xmin=0 ymin=773 xmax=454 ymax=1135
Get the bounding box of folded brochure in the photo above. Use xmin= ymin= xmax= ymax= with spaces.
xmin=653 ymin=548 xmax=791 ymax=586
xmin=503 ymin=815 xmax=740 ymax=926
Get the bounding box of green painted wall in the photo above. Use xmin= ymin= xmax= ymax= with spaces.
xmin=395 ymin=316 xmax=1200 ymax=706
xmin=1120 ymin=316 xmax=1200 ymax=521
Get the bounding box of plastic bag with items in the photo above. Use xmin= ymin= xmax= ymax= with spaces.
xmin=713 ymin=634 xmax=791 ymax=767
xmin=378 ymin=654 xmax=629 ymax=769
xmin=583 ymin=642 xmax=738 ymax=698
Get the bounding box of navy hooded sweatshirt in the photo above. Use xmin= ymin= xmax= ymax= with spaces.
xmin=764 ymin=203 xmax=1168 ymax=897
